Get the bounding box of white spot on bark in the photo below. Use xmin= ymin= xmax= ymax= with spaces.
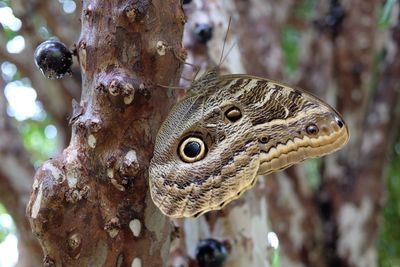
xmin=108 ymin=229 xmax=119 ymax=238
xmin=109 ymin=80 xmax=119 ymax=96
xmin=107 ymin=168 xmax=114 ymax=178
xmin=376 ymin=103 xmax=389 ymax=124
xmin=88 ymin=134 xmax=96 ymax=148
xmin=121 ymin=83 xmax=135 ymax=104
xmin=129 ymin=219 xmax=141 ymax=237
xmin=267 ymin=232 xmax=279 ymax=249
xmin=121 ymin=150 xmax=140 ymax=176
xmin=131 ymin=257 xmax=142 ymax=267
xmin=325 ymin=156 xmax=344 ymax=179
xmin=31 ymin=183 xmax=43 ymax=219
xmin=124 ymin=94 xmax=134 ymax=105
xmin=125 ymin=150 xmax=138 ymax=165
xmin=66 ymin=172 xmax=78 ymax=188
xmin=125 ymin=7 xmax=136 ymax=20
xmin=66 ymin=148 xmax=79 ymax=188
xmin=42 ymin=162 xmax=63 ymax=182
xmin=156 ymin=41 xmax=167 ymax=56
xmin=338 ymin=198 xmax=376 ymax=267
xmin=361 ymin=130 xmax=383 ymax=155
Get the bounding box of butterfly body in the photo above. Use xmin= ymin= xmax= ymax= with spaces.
xmin=149 ymin=71 xmax=349 ymax=218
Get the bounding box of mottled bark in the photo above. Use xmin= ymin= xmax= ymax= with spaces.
xmin=322 ymin=2 xmax=400 ymax=266
xmin=169 ymin=1 xmax=400 ymax=267
xmin=26 ymin=1 xmax=184 ymax=266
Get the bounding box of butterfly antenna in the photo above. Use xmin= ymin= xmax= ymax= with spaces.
xmin=157 ymin=84 xmax=186 ymax=90
xmin=218 ymin=16 xmax=232 ymax=67
xmin=173 ymin=49 xmax=201 ymax=82
xmin=220 ymin=41 xmax=237 ymax=66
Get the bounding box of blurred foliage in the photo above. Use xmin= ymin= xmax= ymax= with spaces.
xmin=304 ymin=159 xmax=321 ymax=191
xmin=281 ymin=26 xmax=300 ymax=76
xmin=0 ymin=204 xmax=8 ymax=243
xmin=0 ymin=0 xmax=9 ymax=9
xmin=0 ymin=1 xmax=18 ymax=41
xmin=2 ymin=27 xmax=18 ymax=42
xmin=15 ymin=116 xmax=58 ymax=166
xmin=379 ymin=0 xmax=397 ymax=29
xmin=271 ymin=248 xmax=281 ymax=267
xmin=378 ymin=138 xmax=400 ymax=267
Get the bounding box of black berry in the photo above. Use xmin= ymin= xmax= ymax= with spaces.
xmin=195 ymin=238 xmax=228 ymax=267
xmin=34 ymin=40 xmax=72 ymax=79
xmin=194 ymin=24 xmax=213 ymax=44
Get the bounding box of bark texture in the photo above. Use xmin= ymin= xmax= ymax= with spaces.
xmin=25 ymin=1 xmax=184 ymax=266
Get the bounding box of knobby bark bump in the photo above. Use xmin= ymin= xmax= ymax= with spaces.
xmin=26 ymin=1 xmax=184 ymax=266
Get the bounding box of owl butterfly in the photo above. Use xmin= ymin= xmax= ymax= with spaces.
xmin=149 ymin=33 xmax=349 ymax=219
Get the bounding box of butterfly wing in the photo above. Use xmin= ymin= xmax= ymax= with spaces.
xmin=149 ymin=74 xmax=349 ymax=218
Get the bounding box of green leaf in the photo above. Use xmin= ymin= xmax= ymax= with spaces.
xmin=379 ymin=0 xmax=396 ymax=29
xmin=271 ymin=248 xmax=281 ymax=267
xmin=0 ymin=204 xmax=10 ymax=243
xmin=0 ymin=203 xmax=7 ymax=215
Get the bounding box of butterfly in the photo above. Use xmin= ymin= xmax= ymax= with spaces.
xmin=148 ymin=66 xmax=349 ymax=218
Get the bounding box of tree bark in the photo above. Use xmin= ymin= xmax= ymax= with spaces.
xmin=169 ymin=1 xmax=400 ymax=267
xmin=26 ymin=1 xmax=184 ymax=266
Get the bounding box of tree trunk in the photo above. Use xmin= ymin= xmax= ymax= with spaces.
xmin=26 ymin=1 xmax=184 ymax=266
